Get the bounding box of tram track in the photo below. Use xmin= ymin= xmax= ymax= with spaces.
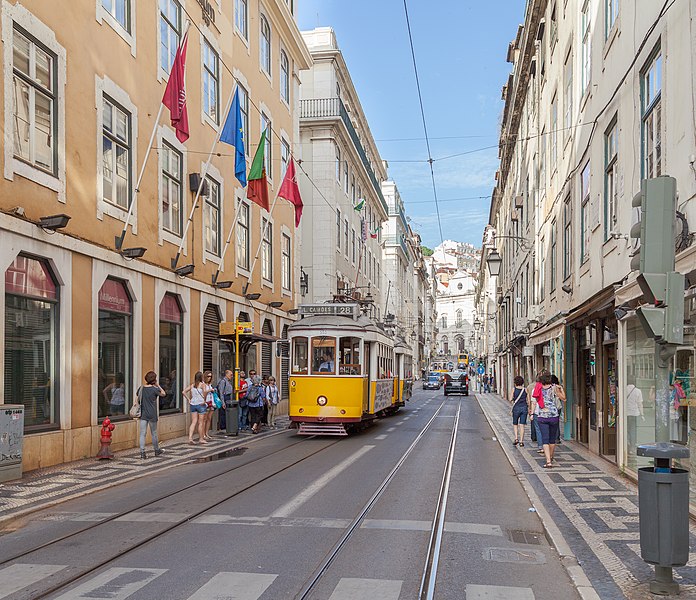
xmin=294 ymin=397 xmax=460 ymax=600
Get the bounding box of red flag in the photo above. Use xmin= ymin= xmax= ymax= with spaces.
xmin=162 ymin=33 xmax=189 ymax=142
xmin=278 ymin=159 xmax=303 ymax=227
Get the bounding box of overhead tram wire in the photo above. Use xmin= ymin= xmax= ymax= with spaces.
xmin=402 ymin=0 xmax=444 ymax=247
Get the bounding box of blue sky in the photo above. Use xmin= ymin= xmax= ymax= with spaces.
xmin=297 ymin=1 xmax=525 ymax=249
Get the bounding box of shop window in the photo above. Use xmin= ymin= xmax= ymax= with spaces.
xmin=98 ymin=278 xmax=132 ymax=420
xmin=4 ymin=255 xmax=59 ymax=430
xmin=311 ymin=337 xmax=335 ymax=375
xmin=339 ymin=337 xmax=361 ymax=375
xmin=292 ymin=336 xmax=308 ymax=374
xmin=159 ymin=293 xmax=182 ymax=414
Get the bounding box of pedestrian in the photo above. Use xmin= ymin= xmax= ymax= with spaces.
xmin=528 ymin=374 xmax=544 ymax=454
xmin=246 ymin=375 xmax=266 ymax=434
xmin=138 ymin=371 xmax=165 ymax=459
xmin=530 ymin=370 xmax=561 ymax=468
xmin=238 ymin=371 xmax=249 ymax=431
xmin=261 ymin=374 xmax=270 ymax=427
xmin=183 ymin=371 xmax=210 ymax=445
xmin=551 ymin=374 xmax=567 ymax=443
xmin=510 ymin=375 xmax=528 ymax=447
xmin=265 ymin=376 xmax=280 ymax=429
xmin=103 ymin=372 xmax=126 ymax=416
xmin=484 ymin=374 xmax=491 ymax=393
xmin=216 ymin=370 xmax=235 ymax=431
xmin=202 ymin=371 xmax=215 ymax=439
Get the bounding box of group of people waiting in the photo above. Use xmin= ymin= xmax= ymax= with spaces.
xmin=509 ymin=370 xmax=566 ymax=468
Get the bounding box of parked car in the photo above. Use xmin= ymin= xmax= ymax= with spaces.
xmin=443 ymin=371 xmax=469 ymax=396
xmin=423 ymin=374 xmax=442 ymax=390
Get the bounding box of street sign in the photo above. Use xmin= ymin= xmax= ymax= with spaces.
xmin=237 ymin=322 xmax=253 ymax=334
xmin=477 ymin=365 xmax=485 ymax=375
xmin=219 ymin=321 xmax=253 ymax=336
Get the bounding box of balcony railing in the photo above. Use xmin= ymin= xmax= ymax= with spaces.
xmin=383 ymin=234 xmax=410 ymax=258
xmin=300 ymin=97 xmax=387 ymax=212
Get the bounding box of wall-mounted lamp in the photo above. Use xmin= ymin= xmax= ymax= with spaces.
xmin=562 ymin=283 xmax=573 ymax=294
xmin=38 ymin=214 xmax=71 ymax=232
xmin=300 ymin=267 xmax=309 ymax=296
xmin=121 ymin=247 xmax=146 ymax=259
xmin=174 ymin=264 xmax=195 ymax=278
xmin=269 ymin=301 xmax=283 ymax=308
xmin=245 ymin=293 xmax=261 ymax=301
xmin=287 ymin=308 xmax=299 ymax=315
xmin=213 ymin=280 xmax=233 ymax=289
xmin=486 ymin=249 xmax=502 ymax=277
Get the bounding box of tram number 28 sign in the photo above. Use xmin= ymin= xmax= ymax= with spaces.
xmin=299 ymin=304 xmax=357 ymax=317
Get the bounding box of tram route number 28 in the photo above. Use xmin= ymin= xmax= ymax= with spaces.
xmin=300 ymin=304 xmax=356 ymax=317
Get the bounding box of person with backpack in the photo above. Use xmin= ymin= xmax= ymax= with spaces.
xmin=509 ymin=375 xmax=528 ymax=447
xmin=265 ymin=376 xmax=280 ymax=429
xmin=530 ymin=370 xmax=561 ymax=468
xmin=237 ymin=371 xmax=249 ymax=431
xmin=216 ymin=370 xmax=234 ymax=431
xmin=246 ymin=375 xmax=266 ymax=434
xmin=551 ymin=374 xmax=567 ymax=443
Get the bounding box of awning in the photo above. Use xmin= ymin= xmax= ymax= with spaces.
xmin=527 ymin=319 xmax=566 ymax=346
xmin=565 ymin=286 xmax=616 ymax=325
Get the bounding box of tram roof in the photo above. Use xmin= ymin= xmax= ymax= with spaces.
xmin=288 ymin=314 xmax=390 ymax=339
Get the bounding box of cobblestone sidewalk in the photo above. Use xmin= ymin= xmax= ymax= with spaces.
xmin=477 ymin=393 xmax=696 ymax=600
xmin=0 ymin=419 xmax=289 ymax=527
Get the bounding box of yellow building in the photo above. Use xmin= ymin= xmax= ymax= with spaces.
xmin=0 ymin=0 xmax=311 ymax=470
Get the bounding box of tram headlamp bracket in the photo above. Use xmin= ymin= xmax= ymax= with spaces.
xmin=317 ymin=395 xmax=328 ymax=406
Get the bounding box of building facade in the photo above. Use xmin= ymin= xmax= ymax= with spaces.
xmin=297 ymin=27 xmax=388 ymax=317
xmin=1 ymin=0 xmax=311 ymax=469
xmin=484 ymin=0 xmax=696 ymax=508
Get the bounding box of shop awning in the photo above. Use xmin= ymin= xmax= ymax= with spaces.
xmin=564 ymin=286 xmax=616 ymax=325
xmin=527 ymin=319 xmax=567 ymax=347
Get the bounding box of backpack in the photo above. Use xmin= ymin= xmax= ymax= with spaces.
xmin=246 ymin=385 xmax=260 ymax=402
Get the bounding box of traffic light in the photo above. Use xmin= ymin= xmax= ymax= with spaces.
xmin=630 ymin=176 xmax=684 ymax=344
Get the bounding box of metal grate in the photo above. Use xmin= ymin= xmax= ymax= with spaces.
xmin=507 ymin=529 xmax=544 ymax=545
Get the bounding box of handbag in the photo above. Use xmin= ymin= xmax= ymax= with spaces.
xmin=130 ymin=387 xmax=142 ymax=419
xmin=212 ymin=389 xmax=224 ymax=410
xmin=530 ymin=417 xmax=537 ymax=442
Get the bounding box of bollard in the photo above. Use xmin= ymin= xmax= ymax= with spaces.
xmin=637 ymin=442 xmax=690 ymax=595
xmin=96 ymin=417 xmax=115 ymax=459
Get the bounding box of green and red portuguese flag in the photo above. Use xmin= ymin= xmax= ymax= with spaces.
xmin=246 ymin=128 xmax=270 ymax=211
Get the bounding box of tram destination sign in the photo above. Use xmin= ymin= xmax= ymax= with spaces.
xmin=299 ymin=304 xmax=358 ymax=318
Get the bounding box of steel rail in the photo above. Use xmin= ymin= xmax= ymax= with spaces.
xmin=294 ymin=398 xmax=449 ymax=600
xmin=419 ymin=401 xmax=461 ymax=599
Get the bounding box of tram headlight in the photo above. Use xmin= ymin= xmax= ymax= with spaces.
xmin=317 ymin=395 xmax=328 ymax=406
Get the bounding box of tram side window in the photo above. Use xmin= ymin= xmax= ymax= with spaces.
xmin=339 ymin=337 xmax=361 ymax=375
xmin=292 ymin=337 xmax=308 ymax=374
xmin=311 ymin=337 xmax=336 ymax=375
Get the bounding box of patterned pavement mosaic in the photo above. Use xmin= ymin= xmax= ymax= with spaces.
xmin=0 ymin=420 xmax=289 ymax=525
xmin=477 ymin=393 xmax=696 ymax=600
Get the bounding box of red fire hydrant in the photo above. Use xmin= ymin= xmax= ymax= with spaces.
xmin=96 ymin=417 xmax=115 ymax=460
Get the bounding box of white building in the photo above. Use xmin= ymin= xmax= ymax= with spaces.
xmin=434 ymin=270 xmax=478 ymax=359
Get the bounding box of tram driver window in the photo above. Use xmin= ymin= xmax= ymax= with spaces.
xmin=311 ymin=337 xmax=336 ymax=375
xmin=339 ymin=337 xmax=361 ymax=375
xmin=292 ymin=337 xmax=308 ymax=374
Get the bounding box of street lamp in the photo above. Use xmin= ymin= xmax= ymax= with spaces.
xmin=486 ymin=249 xmax=502 ymax=276
xmin=474 ymin=317 xmax=481 ymax=331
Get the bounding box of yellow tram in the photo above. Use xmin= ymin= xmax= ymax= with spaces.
xmin=394 ymin=338 xmax=413 ymax=408
xmin=288 ymin=303 xmax=401 ymax=435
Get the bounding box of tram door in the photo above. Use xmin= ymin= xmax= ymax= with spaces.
xmin=364 ymin=342 xmax=371 ymax=413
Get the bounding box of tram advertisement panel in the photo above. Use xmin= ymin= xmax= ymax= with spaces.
xmin=374 ymin=380 xmax=393 ymax=412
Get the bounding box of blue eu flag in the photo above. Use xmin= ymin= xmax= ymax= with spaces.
xmin=220 ymin=88 xmax=247 ymax=187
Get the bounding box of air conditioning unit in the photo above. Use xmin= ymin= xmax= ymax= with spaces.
xmin=514 ymin=317 xmax=528 ymax=331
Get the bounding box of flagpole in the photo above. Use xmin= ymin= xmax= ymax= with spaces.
xmin=212 ymin=197 xmax=244 ymax=285
xmin=171 ymin=86 xmax=236 ymax=270
xmin=242 ymin=195 xmax=280 ymax=295
xmin=116 ymin=21 xmax=191 ymax=251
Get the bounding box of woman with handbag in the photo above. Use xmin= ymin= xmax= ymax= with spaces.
xmin=202 ymin=371 xmax=216 ymax=440
xmin=509 ymin=375 xmax=528 ymax=447
xmin=137 ymin=371 xmax=166 ymax=459
xmin=183 ymin=371 xmax=210 ymax=445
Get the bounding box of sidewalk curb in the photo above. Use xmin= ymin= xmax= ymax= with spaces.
xmin=475 ymin=393 xmax=601 ymax=600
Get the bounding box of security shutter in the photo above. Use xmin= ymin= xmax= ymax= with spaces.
xmin=261 ymin=319 xmax=273 ymax=377
xmin=203 ymin=304 xmax=221 ymax=373
xmin=281 ymin=325 xmax=289 ymax=400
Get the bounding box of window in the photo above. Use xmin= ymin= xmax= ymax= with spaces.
xmin=102 ymin=0 xmax=130 ymax=32
xmin=238 ymin=85 xmax=250 ymax=151
xmin=291 ymin=337 xmax=308 ymax=374
xmin=237 ymin=201 xmax=250 ymax=269
xmin=351 ymin=175 xmax=355 ymax=203
xmin=604 ymin=118 xmax=618 ymax=240
xmin=642 ymin=50 xmax=662 ymax=178
xmin=581 ymin=1 xmax=591 ymax=95
xmin=103 ymin=96 xmax=132 ymax=209
xmin=336 ymin=209 xmax=341 ymax=250
xmin=282 ymin=233 xmax=291 ymax=291
xmin=551 ymin=93 xmax=558 ymax=169
xmin=344 ymin=161 xmax=349 ymax=194
xmin=202 ymin=39 xmax=219 ymax=124
xmin=335 ymin=145 xmax=341 ymax=181
xmin=4 ymin=255 xmax=59 ymax=430
xmin=550 ymin=4 xmax=558 ymax=51
xmin=261 ymin=113 xmax=272 ymax=177
xmin=339 ymin=337 xmax=361 ymax=375
xmin=344 ymin=219 xmax=349 ymax=256
xmin=262 ymin=218 xmax=273 ymax=281
xmin=159 ymin=0 xmax=181 ymax=73
xmin=456 ymin=309 xmax=463 ymax=328
xmin=564 ymin=49 xmax=573 ymax=142
xmin=281 ymin=139 xmax=290 ymax=179
xmin=311 ymin=337 xmax=336 ymax=375
xmin=352 ymin=229 xmax=356 ymax=263
xmin=204 ymin=176 xmax=220 ymax=255
xmin=161 ymin=142 xmax=182 ymax=235
xmin=606 ymin=0 xmax=618 ymax=38
xmin=158 ymin=294 xmax=182 ymax=414
xmin=551 ymin=219 xmax=557 ymax=291
xmin=440 ymin=315 xmax=448 ymax=329
xmin=260 ymin=14 xmax=271 ymax=75
xmin=98 ymin=278 xmax=132 ymax=420
xmin=280 ymin=50 xmax=290 ymax=103
xmin=12 ymin=27 xmax=56 ymax=174
xmin=540 ymin=237 xmax=546 ymax=300
xmin=539 ymin=127 xmax=546 ymax=201
xmin=581 ymin=162 xmax=591 ymax=263
xmin=563 ymin=196 xmax=572 ymax=279
xmin=235 ymin=0 xmax=248 ymax=40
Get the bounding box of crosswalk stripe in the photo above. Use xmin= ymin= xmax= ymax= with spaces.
xmin=185 ymin=572 xmax=277 ymax=600
xmin=329 ymin=578 xmax=402 ymax=600
xmin=0 ymin=564 xmax=67 ymax=599
xmin=465 ymin=584 xmax=535 ymax=599
xmin=52 ymin=567 xmax=166 ymax=600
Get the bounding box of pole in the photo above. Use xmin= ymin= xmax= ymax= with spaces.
xmin=235 ymin=319 xmax=240 ymax=404
xmin=171 ymin=86 xmax=236 ymax=270
xmin=212 ymin=197 xmax=244 ymax=284
xmin=242 ymin=194 xmax=280 ymax=294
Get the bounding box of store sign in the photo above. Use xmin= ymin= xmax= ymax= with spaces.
xmin=98 ymin=279 xmax=131 ymax=314
xmin=299 ymin=304 xmax=357 ymax=317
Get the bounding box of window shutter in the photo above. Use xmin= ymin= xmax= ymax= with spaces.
xmin=203 ymin=305 xmax=221 ymax=374
xmin=261 ymin=319 xmax=273 ymax=377
xmin=281 ymin=325 xmax=289 ymax=400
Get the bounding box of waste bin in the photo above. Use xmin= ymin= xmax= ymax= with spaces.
xmin=0 ymin=405 xmax=24 ymax=482
xmin=637 ymin=442 xmax=690 ymax=567
xmin=225 ymin=402 xmax=239 ymax=436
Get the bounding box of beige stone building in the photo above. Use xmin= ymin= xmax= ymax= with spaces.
xmin=0 ymin=0 xmax=311 ymax=469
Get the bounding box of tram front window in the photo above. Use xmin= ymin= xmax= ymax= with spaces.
xmin=311 ymin=337 xmax=336 ymax=375
xmin=339 ymin=337 xmax=361 ymax=375
xmin=292 ymin=337 xmax=308 ymax=374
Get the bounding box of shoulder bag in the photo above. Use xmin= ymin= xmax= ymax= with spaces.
xmin=130 ymin=387 xmax=142 ymax=419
